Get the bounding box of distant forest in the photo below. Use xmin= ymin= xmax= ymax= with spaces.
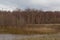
xmin=0 ymin=9 xmax=60 ymax=26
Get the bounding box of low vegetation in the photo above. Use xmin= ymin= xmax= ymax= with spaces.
xmin=0 ymin=24 xmax=60 ymax=34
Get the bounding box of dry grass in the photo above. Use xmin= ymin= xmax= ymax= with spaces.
xmin=0 ymin=24 xmax=60 ymax=34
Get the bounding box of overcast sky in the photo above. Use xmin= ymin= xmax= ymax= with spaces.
xmin=0 ymin=0 xmax=60 ymax=11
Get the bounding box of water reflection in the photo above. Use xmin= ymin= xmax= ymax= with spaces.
xmin=0 ymin=34 xmax=60 ymax=40
xmin=0 ymin=34 xmax=37 ymax=40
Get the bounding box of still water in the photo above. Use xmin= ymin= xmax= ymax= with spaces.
xmin=0 ymin=34 xmax=42 ymax=40
xmin=0 ymin=34 xmax=60 ymax=40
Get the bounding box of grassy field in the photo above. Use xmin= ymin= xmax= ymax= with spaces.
xmin=0 ymin=24 xmax=60 ymax=34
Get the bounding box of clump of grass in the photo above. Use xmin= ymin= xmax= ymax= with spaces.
xmin=0 ymin=24 xmax=60 ymax=34
xmin=0 ymin=27 xmax=57 ymax=34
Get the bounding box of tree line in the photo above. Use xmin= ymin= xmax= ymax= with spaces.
xmin=0 ymin=9 xmax=60 ymax=26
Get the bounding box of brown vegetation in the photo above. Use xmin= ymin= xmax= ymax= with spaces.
xmin=0 ymin=9 xmax=60 ymax=26
xmin=0 ymin=9 xmax=60 ymax=34
xmin=0 ymin=24 xmax=60 ymax=34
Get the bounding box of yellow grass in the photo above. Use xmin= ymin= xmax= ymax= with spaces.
xmin=0 ymin=24 xmax=60 ymax=34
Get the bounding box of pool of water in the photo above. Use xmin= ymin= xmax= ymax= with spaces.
xmin=0 ymin=34 xmax=41 ymax=40
xmin=0 ymin=34 xmax=60 ymax=40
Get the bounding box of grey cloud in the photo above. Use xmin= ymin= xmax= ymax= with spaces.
xmin=0 ymin=0 xmax=60 ymax=11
